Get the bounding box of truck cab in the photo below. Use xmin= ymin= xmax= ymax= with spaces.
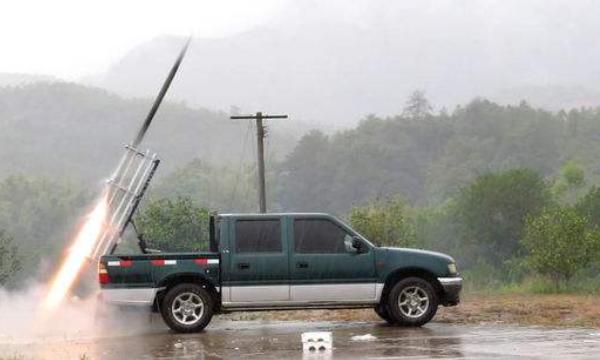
xmin=99 ymin=213 xmax=462 ymax=333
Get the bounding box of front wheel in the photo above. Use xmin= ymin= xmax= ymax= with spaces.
xmin=386 ymin=277 xmax=438 ymax=326
xmin=160 ymin=283 xmax=214 ymax=333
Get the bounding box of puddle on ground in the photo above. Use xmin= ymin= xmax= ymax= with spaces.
xmin=1 ymin=316 xmax=600 ymax=359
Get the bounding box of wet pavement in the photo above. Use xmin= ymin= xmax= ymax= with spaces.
xmin=2 ymin=318 xmax=600 ymax=359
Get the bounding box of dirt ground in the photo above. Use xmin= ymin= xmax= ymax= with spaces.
xmin=3 ymin=320 xmax=600 ymax=359
xmin=223 ymin=293 xmax=600 ymax=328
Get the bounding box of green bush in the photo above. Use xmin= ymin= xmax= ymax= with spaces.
xmin=454 ymin=168 xmax=551 ymax=268
xmin=522 ymin=207 xmax=600 ymax=287
xmin=136 ymin=197 xmax=210 ymax=252
xmin=348 ymin=197 xmax=418 ymax=248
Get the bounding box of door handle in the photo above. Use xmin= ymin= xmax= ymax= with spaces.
xmin=238 ymin=262 xmax=250 ymax=269
xmin=296 ymin=262 xmax=309 ymax=269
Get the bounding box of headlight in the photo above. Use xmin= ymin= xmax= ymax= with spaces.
xmin=447 ymin=263 xmax=457 ymax=275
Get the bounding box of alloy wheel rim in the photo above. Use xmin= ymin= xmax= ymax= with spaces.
xmin=398 ymin=286 xmax=429 ymax=318
xmin=172 ymin=292 xmax=205 ymax=325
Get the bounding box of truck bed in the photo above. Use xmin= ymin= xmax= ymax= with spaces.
xmin=99 ymin=252 xmax=220 ymax=306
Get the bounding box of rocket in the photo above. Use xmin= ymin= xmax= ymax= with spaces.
xmin=89 ymin=38 xmax=191 ymax=260
xmin=132 ymin=38 xmax=190 ymax=147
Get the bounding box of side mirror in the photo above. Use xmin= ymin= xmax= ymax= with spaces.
xmin=352 ymin=236 xmax=366 ymax=253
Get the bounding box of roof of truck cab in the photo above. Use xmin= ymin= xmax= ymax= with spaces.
xmin=217 ymin=212 xmax=333 ymax=218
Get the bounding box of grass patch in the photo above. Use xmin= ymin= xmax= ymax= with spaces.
xmin=460 ymin=261 xmax=600 ymax=296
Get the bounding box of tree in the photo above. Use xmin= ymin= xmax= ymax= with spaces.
xmin=575 ymin=186 xmax=600 ymax=229
xmin=552 ymin=161 xmax=586 ymax=203
xmin=562 ymin=161 xmax=585 ymax=188
xmin=348 ymin=197 xmax=417 ymax=247
xmin=136 ymin=197 xmax=210 ymax=252
xmin=455 ymin=169 xmax=551 ymax=268
xmin=522 ymin=207 xmax=600 ymax=286
xmin=414 ymin=200 xmax=464 ymax=260
xmin=402 ymin=90 xmax=432 ymax=120
xmin=0 ymin=230 xmax=22 ymax=288
xmin=278 ymin=130 xmax=333 ymax=212
xmin=0 ymin=175 xmax=88 ymax=280
xmin=154 ymin=159 xmax=257 ymax=213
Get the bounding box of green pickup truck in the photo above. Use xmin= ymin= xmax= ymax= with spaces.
xmin=99 ymin=213 xmax=462 ymax=333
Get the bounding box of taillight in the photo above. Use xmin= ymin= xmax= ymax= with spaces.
xmin=98 ymin=262 xmax=110 ymax=284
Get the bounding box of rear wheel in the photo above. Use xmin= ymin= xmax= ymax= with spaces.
xmin=386 ymin=277 xmax=438 ymax=326
xmin=160 ymin=283 xmax=214 ymax=333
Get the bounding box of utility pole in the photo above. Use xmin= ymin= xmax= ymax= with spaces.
xmin=231 ymin=112 xmax=288 ymax=213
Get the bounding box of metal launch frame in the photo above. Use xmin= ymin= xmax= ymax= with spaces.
xmin=90 ymin=146 xmax=159 ymax=260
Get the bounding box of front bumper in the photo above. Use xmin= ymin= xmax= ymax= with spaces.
xmin=437 ymin=277 xmax=462 ymax=306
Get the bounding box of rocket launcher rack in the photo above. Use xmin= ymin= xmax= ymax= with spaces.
xmin=90 ymin=146 xmax=159 ymax=260
xmin=88 ymin=37 xmax=189 ymax=261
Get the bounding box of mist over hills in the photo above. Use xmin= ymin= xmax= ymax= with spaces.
xmin=0 ymin=82 xmax=299 ymax=182
xmin=4 ymin=0 xmax=600 ymax=204
xmin=90 ymin=12 xmax=600 ymax=125
xmin=0 ymin=73 xmax=57 ymax=87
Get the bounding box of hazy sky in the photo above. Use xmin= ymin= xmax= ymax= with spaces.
xmin=0 ymin=0 xmax=385 ymax=79
xmin=2 ymin=0 xmax=600 ymax=111
xmin=0 ymin=0 xmax=289 ymax=79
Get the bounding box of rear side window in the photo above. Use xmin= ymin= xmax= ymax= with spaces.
xmin=294 ymin=219 xmax=349 ymax=254
xmin=235 ymin=219 xmax=282 ymax=253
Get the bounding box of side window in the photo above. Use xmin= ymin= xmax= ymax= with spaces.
xmin=235 ymin=219 xmax=282 ymax=253
xmin=294 ymin=219 xmax=350 ymax=254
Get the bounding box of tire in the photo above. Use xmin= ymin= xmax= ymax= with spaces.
xmin=160 ymin=283 xmax=214 ymax=333
xmin=374 ymin=304 xmax=396 ymax=325
xmin=386 ymin=277 xmax=438 ymax=326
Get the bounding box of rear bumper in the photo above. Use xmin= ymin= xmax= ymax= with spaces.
xmin=99 ymin=287 xmax=161 ymax=306
xmin=437 ymin=277 xmax=462 ymax=306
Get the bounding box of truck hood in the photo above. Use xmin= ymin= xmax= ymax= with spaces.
xmin=379 ymin=247 xmax=455 ymax=262
xmin=374 ymin=247 xmax=456 ymax=278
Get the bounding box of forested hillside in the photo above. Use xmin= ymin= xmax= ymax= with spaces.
xmin=275 ymin=97 xmax=600 ymax=213
xmin=0 ymin=82 xmax=299 ymax=182
xmin=146 ymin=94 xmax=600 ymax=215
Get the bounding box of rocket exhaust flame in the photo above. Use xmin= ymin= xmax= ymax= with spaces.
xmin=41 ymin=148 xmax=158 ymax=312
xmin=40 ymin=38 xmax=189 ymax=311
xmin=42 ymin=193 xmax=109 ymax=311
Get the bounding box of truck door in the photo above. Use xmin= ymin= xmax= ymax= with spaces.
xmin=289 ymin=216 xmax=377 ymax=302
xmin=225 ymin=217 xmax=289 ymax=304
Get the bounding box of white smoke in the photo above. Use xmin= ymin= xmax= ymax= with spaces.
xmin=0 ymin=283 xmax=164 ymax=358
